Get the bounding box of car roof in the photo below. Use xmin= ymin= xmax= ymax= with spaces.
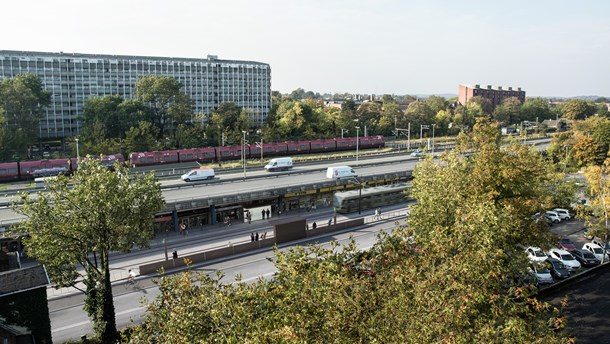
xmin=584 ymin=242 xmax=602 ymax=248
xmin=549 ymin=248 xmax=571 ymax=254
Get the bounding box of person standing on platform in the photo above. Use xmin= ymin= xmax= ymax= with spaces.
xmin=251 ymin=232 xmax=255 ymax=242
xmin=255 ymin=232 xmax=259 ymax=241
xmin=266 ymin=208 xmax=270 ymax=219
xmin=261 ymin=209 xmax=266 ymax=220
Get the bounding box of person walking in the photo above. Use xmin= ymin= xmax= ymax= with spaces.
xmin=261 ymin=209 xmax=266 ymax=220
xmin=378 ymin=208 xmax=382 ymax=220
xmin=374 ymin=208 xmax=379 ymax=220
xmin=251 ymin=232 xmax=255 ymax=242
xmin=255 ymin=232 xmax=259 ymax=241
xmin=328 ymin=218 xmax=332 ymax=226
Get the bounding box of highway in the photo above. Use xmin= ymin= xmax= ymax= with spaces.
xmin=48 ymin=206 xmax=406 ymax=343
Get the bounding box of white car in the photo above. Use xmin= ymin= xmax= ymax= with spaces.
xmin=529 ymin=264 xmax=554 ymax=285
xmin=545 ymin=211 xmax=562 ymax=224
xmin=410 ymin=150 xmax=423 ymax=157
xmin=582 ymin=243 xmax=606 ymax=262
xmin=553 ymin=208 xmax=571 ymax=220
xmin=547 ymin=248 xmax=581 ymax=272
xmin=525 ymin=246 xmax=547 ymax=263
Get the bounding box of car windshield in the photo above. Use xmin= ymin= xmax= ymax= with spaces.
xmin=593 ymin=247 xmax=603 ymax=254
xmin=561 ymin=239 xmax=572 ymax=244
xmin=533 ymin=250 xmax=545 ymax=257
xmin=537 ymin=267 xmax=550 ymax=274
xmin=583 ymin=251 xmax=596 ymax=259
xmin=560 ymin=254 xmax=574 ymax=261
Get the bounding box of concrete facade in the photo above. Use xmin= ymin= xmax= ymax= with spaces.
xmin=0 ymin=50 xmax=272 ymax=139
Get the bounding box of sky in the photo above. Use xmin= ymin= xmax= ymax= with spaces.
xmin=3 ymin=0 xmax=609 ymax=98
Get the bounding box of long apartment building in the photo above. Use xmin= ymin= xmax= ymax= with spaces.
xmin=0 ymin=50 xmax=272 ymax=139
xmin=458 ymin=84 xmax=525 ymax=110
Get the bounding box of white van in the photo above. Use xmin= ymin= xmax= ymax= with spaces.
xmin=326 ymin=166 xmax=357 ymax=179
xmin=181 ymin=168 xmax=215 ymax=182
xmin=264 ymin=157 xmax=293 ymax=172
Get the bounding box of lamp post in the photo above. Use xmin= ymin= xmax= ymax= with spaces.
xmin=431 ymin=124 xmax=436 ymax=153
xmin=75 ymin=138 xmax=80 ymax=162
xmin=355 ymin=126 xmax=360 ymax=162
xmin=256 ymin=129 xmax=263 ymax=166
xmin=341 ymin=129 xmax=348 ymax=138
xmin=564 ymin=144 xmax=569 ymax=172
xmin=242 ymin=130 xmax=247 ymax=179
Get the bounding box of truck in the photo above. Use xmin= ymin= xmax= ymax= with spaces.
xmin=181 ymin=168 xmax=215 ymax=182
xmin=326 ymin=166 xmax=357 ymax=179
xmin=264 ymin=157 xmax=293 ymax=172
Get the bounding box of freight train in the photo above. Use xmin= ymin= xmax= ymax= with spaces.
xmin=128 ymin=135 xmax=385 ymax=167
xmin=0 ymin=135 xmax=384 ymax=180
xmin=0 ymin=154 xmax=125 ymax=182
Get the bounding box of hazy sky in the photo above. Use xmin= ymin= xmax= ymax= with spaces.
xmin=3 ymin=0 xmax=609 ymax=97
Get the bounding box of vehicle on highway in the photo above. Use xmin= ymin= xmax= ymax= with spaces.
xmin=570 ymin=249 xmax=601 ymax=267
xmin=544 ymin=258 xmax=570 ymax=280
xmin=525 ymin=246 xmax=547 ymax=263
xmin=582 ymin=243 xmax=607 ymax=262
xmin=128 ymin=135 xmax=385 ymax=167
xmin=545 ymin=211 xmax=562 ymax=224
xmin=532 ymin=212 xmax=553 ymax=225
xmin=547 ymin=248 xmax=581 ymax=272
xmin=181 ymin=168 xmax=215 ymax=182
xmin=410 ymin=150 xmax=423 ymax=157
xmin=529 ymin=263 xmax=554 ymax=285
xmin=326 ymin=166 xmax=357 ymax=179
xmin=553 ymin=208 xmax=571 ymax=220
xmin=332 ymin=183 xmax=411 ymax=214
xmin=556 ymin=237 xmax=576 ymax=251
xmin=264 ymin=157 xmax=293 ymax=172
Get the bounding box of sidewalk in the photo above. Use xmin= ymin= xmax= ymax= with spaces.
xmin=45 ymin=206 xmax=354 ymax=300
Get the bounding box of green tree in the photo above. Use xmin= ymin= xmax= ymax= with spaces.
xmin=124 ymin=121 xmax=160 ymax=154
xmin=522 ymin=98 xmax=552 ymax=122
xmin=13 ymin=158 xmax=164 ymax=342
xmin=404 ymin=101 xmax=435 ymax=139
xmin=579 ymin=164 xmax=610 ymax=249
xmin=135 ymin=75 xmax=194 ymax=137
xmin=561 ymin=99 xmax=596 ymax=120
xmin=469 ymin=95 xmax=494 ymax=115
xmin=424 ymin=95 xmax=449 ymax=115
xmin=493 ymin=96 xmax=522 ymax=126
xmin=0 ymin=74 xmax=51 ymax=154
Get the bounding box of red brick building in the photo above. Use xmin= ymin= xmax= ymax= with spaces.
xmin=458 ymin=84 xmax=525 ymax=110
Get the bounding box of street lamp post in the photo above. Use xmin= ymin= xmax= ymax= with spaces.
xmin=431 ymin=124 xmax=436 ymax=153
xmin=257 ymin=129 xmax=263 ymax=166
xmin=75 ymin=138 xmax=80 ymax=162
xmin=242 ymin=131 xmax=247 ymax=179
xmin=341 ymin=129 xmax=348 ymax=138
xmin=355 ymin=126 xmax=360 ymax=162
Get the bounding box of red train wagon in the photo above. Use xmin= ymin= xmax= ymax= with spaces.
xmin=250 ymin=142 xmax=289 ymax=158
xmin=216 ymin=145 xmax=247 ymax=161
xmin=129 ymin=151 xmax=179 ymax=167
xmin=177 ymin=147 xmax=216 ymax=164
xmin=359 ymin=135 xmax=385 ymax=149
xmin=0 ymin=162 xmax=20 ymax=180
xmin=20 ymin=158 xmax=72 ymax=178
xmin=335 ymin=137 xmax=358 ymax=151
xmin=309 ymin=139 xmax=337 ymax=153
xmin=286 ymin=141 xmax=312 ymax=154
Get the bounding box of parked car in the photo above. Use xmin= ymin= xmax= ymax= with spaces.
xmin=529 ymin=264 xmax=554 ymax=285
xmin=544 ymin=258 xmax=570 ymax=280
xmin=545 ymin=211 xmax=562 ymax=224
xmin=591 ymin=239 xmax=610 ymax=255
xmin=556 ymin=237 xmax=576 ymax=251
xmin=582 ymin=242 xmax=608 ymax=262
xmin=525 ymin=246 xmax=547 ymax=263
xmin=570 ymin=249 xmax=601 ymax=267
xmin=582 ymin=227 xmax=594 ymax=240
xmin=532 ymin=212 xmax=553 ymax=225
xmin=553 ymin=208 xmax=572 ymax=220
xmin=547 ymin=248 xmax=581 ymax=272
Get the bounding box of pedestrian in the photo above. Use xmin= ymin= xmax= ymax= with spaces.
xmin=179 ymin=223 xmax=185 ymax=235
xmin=255 ymin=232 xmax=259 ymax=241
xmin=328 ymin=218 xmax=332 ymax=226
xmin=262 ymin=209 xmax=266 ymax=220
xmin=184 ymin=223 xmax=189 ymax=235
xmin=312 ymin=222 xmax=317 ymax=230
xmin=374 ymin=208 xmax=379 ymax=220
xmin=378 ymin=208 xmax=382 ymax=219
xmin=172 ymin=250 xmax=178 ymax=259
xmin=248 ymin=212 xmax=252 ymax=224
xmin=251 ymin=232 xmax=255 ymax=242
xmin=266 ymin=208 xmax=270 ymax=219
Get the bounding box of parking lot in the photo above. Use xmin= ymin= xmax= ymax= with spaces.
xmin=541 ymin=217 xmax=610 ymax=344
